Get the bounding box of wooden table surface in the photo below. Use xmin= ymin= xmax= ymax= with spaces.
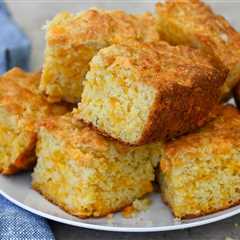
xmin=6 ymin=1 xmax=240 ymax=239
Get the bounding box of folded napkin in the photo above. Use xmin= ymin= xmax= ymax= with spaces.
xmin=0 ymin=3 xmax=55 ymax=240
xmin=0 ymin=195 xmax=55 ymax=240
xmin=0 ymin=2 xmax=31 ymax=74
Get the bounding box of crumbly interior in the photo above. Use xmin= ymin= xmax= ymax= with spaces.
xmin=160 ymin=106 xmax=240 ymax=218
xmin=78 ymin=52 xmax=156 ymax=144
xmin=32 ymin=121 xmax=161 ymax=217
xmin=40 ymin=43 xmax=100 ymax=103
xmin=0 ymin=107 xmax=35 ymax=173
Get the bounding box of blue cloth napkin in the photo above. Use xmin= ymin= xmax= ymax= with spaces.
xmin=0 ymin=195 xmax=55 ymax=240
xmin=0 ymin=3 xmax=55 ymax=239
xmin=0 ymin=1 xmax=31 ymax=74
xmin=0 ymin=2 xmax=10 ymax=16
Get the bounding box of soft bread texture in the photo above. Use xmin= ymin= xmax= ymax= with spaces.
xmin=156 ymin=0 xmax=240 ymax=100
xmin=0 ymin=68 xmax=69 ymax=175
xmin=40 ymin=9 xmax=160 ymax=103
xmin=159 ymin=105 xmax=240 ymax=219
xmin=32 ymin=114 xmax=162 ymax=218
xmin=76 ymin=41 xmax=226 ymax=145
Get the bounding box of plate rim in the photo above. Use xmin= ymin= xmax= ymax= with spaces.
xmin=1 ymin=190 xmax=240 ymax=232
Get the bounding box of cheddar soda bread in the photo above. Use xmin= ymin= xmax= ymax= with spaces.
xmin=156 ymin=0 xmax=240 ymax=100
xmin=32 ymin=115 xmax=162 ymax=218
xmin=76 ymin=41 xmax=226 ymax=145
xmin=160 ymin=105 xmax=240 ymax=219
xmin=0 ymin=68 xmax=69 ymax=175
xmin=40 ymin=9 xmax=159 ymax=103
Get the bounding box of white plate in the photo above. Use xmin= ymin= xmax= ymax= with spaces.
xmin=1 ymin=172 xmax=240 ymax=232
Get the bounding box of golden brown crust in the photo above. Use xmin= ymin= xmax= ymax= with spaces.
xmin=161 ymin=105 xmax=240 ymax=166
xmin=46 ymin=9 xmax=159 ymax=51
xmin=2 ymin=67 xmax=42 ymax=94
xmin=42 ymin=114 xmax=160 ymax=154
xmin=138 ymin=73 xmax=222 ymax=144
xmin=42 ymin=116 xmax=113 ymax=152
xmin=156 ymin=0 xmax=240 ymax=99
xmin=0 ymin=68 xmax=69 ymax=175
xmin=94 ymin=41 xmax=227 ymax=89
xmin=0 ymin=68 xmax=70 ymax=118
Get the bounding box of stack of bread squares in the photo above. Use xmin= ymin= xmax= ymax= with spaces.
xmin=40 ymin=9 xmax=160 ymax=103
xmin=0 ymin=68 xmax=70 ymax=175
xmin=2 ymin=0 xmax=240 ymax=219
xmin=156 ymin=0 xmax=240 ymax=100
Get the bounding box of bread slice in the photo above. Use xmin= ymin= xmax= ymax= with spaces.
xmin=159 ymin=105 xmax=240 ymax=219
xmin=40 ymin=9 xmax=160 ymax=103
xmin=32 ymin=114 xmax=162 ymax=218
xmin=0 ymin=68 xmax=69 ymax=175
xmin=75 ymin=41 xmax=226 ymax=145
xmin=156 ymin=0 xmax=240 ymax=100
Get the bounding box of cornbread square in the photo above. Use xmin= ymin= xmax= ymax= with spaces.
xmin=160 ymin=105 xmax=240 ymax=219
xmin=40 ymin=9 xmax=160 ymax=103
xmin=156 ymin=0 xmax=240 ymax=100
xmin=76 ymin=41 xmax=226 ymax=145
xmin=32 ymin=115 xmax=162 ymax=218
xmin=0 ymin=68 xmax=69 ymax=175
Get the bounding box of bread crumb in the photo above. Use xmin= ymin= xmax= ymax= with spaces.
xmin=122 ymin=206 xmax=135 ymax=218
xmin=173 ymin=217 xmax=182 ymax=224
xmin=122 ymin=197 xmax=151 ymax=218
xmin=107 ymin=214 xmax=115 ymax=225
xmin=107 ymin=213 xmax=113 ymax=219
xmin=133 ymin=198 xmax=152 ymax=211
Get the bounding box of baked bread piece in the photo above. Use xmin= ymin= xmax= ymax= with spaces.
xmin=3 ymin=67 xmax=41 ymax=95
xmin=156 ymin=0 xmax=240 ymax=100
xmin=40 ymin=9 xmax=160 ymax=103
xmin=159 ymin=105 xmax=240 ymax=219
xmin=0 ymin=68 xmax=69 ymax=175
xmin=233 ymin=81 xmax=240 ymax=109
xmin=75 ymin=41 xmax=226 ymax=145
xmin=32 ymin=114 xmax=162 ymax=218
